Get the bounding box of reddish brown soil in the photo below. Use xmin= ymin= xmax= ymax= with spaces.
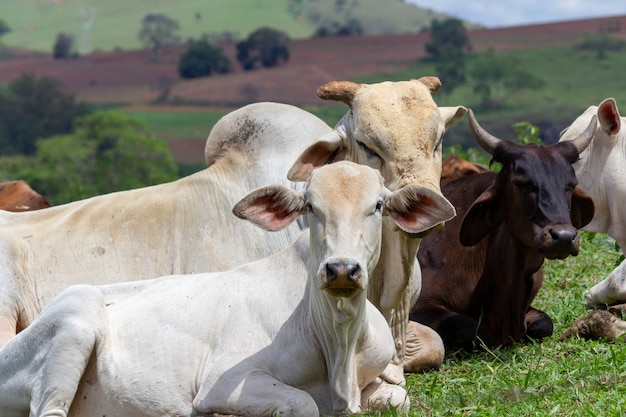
xmin=1 ymin=15 xmax=625 ymax=163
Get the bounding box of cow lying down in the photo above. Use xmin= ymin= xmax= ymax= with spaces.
xmin=558 ymin=98 xmax=626 ymax=312
xmin=409 ymin=110 xmax=597 ymax=352
xmin=0 ymin=161 xmax=439 ymax=417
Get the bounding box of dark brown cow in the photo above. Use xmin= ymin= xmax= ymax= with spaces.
xmin=0 ymin=180 xmax=50 ymax=212
xmin=409 ymin=110 xmax=597 ymax=352
xmin=441 ymin=155 xmax=489 ymax=185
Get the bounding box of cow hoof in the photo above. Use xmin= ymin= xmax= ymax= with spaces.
xmin=403 ymin=320 xmax=445 ymax=372
xmin=361 ymin=377 xmax=410 ymax=415
xmin=380 ymin=362 xmax=405 ymax=386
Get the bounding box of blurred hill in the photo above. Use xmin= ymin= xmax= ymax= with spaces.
xmin=0 ymin=0 xmax=457 ymax=53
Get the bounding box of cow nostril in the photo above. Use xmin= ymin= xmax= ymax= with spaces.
xmin=549 ymin=227 xmax=577 ymax=243
xmin=326 ymin=263 xmax=360 ymax=282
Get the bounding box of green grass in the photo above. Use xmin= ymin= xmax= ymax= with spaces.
xmin=120 ymin=108 xmax=227 ymax=140
xmin=0 ymin=0 xmax=446 ymax=53
xmin=354 ymin=233 xmax=626 ymax=416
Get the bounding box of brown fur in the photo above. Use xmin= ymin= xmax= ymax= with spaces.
xmin=411 ymin=138 xmax=595 ymax=352
xmin=0 ymin=180 xmax=50 ymax=212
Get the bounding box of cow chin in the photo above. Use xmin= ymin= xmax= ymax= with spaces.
xmin=324 ymin=287 xmax=361 ymax=298
xmin=540 ymin=242 xmax=580 ymax=260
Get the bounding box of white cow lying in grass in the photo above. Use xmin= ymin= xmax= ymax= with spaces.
xmin=0 ymin=161 xmax=427 ymax=417
xmin=559 ymin=98 xmax=626 ymax=310
xmin=0 ymin=77 xmax=464 ymax=383
xmin=0 ymin=102 xmax=331 ymax=347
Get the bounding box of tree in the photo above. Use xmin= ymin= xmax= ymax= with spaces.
xmin=178 ymin=39 xmax=231 ymax=79
xmin=17 ymin=111 xmax=178 ymax=204
xmin=236 ymin=27 xmax=290 ymax=70
xmin=469 ymin=48 xmax=545 ymax=110
xmin=138 ymin=13 xmax=181 ymax=59
xmin=0 ymin=73 xmax=90 ymax=155
xmin=425 ymin=18 xmax=472 ymax=95
xmin=0 ymin=19 xmax=10 ymax=37
xmin=53 ymin=32 xmax=77 ymax=59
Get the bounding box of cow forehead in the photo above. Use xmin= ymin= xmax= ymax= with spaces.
xmin=306 ymin=162 xmax=385 ymax=208
xmin=351 ymin=81 xmax=443 ymax=148
xmin=505 ymin=145 xmax=577 ymax=183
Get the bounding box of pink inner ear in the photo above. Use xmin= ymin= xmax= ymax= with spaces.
xmin=598 ymin=99 xmax=621 ymax=136
xmin=385 ymin=185 xmax=456 ymax=234
xmin=288 ymin=139 xmax=347 ymax=181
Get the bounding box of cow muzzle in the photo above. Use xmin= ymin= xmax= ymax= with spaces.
xmin=320 ymin=261 xmax=365 ymax=298
xmin=539 ymin=225 xmax=580 ymax=259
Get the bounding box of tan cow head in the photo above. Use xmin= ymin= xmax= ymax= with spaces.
xmin=233 ymin=161 xmax=438 ymax=298
xmin=288 ymin=77 xmax=465 ymax=233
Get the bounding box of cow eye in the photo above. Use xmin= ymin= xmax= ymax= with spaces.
xmin=357 ymin=141 xmax=383 ymax=163
xmin=306 ymin=203 xmax=314 ymax=214
xmin=375 ymin=200 xmax=384 ymax=213
xmin=433 ymin=138 xmax=443 ymax=157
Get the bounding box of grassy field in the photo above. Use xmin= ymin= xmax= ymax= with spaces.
xmin=0 ymin=0 xmax=447 ymax=53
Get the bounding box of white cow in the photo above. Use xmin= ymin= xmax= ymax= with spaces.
xmin=0 ymin=78 xmax=465 ymax=381
xmin=0 ymin=162 xmax=431 ymax=417
xmin=0 ymin=102 xmax=331 ymax=346
xmin=286 ymin=77 xmax=466 ymax=378
xmin=560 ymin=98 xmax=626 ymax=310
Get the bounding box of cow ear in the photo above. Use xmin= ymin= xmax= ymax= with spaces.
xmin=597 ymin=98 xmax=621 ymax=137
xmin=460 ymin=186 xmax=502 ymax=246
xmin=439 ymin=106 xmax=468 ymax=131
xmin=233 ymin=185 xmax=306 ymax=231
xmin=287 ymin=130 xmax=347 ymax=181
xmin=571 ymin=187 xmax=595 ymax=229
xmin=384 ymin=185 xmax=456 ymax=234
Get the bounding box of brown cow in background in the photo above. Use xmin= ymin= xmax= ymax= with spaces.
xmin=409 ymin=110 xmax=596 ymax=352
xmin=0 ymin=180 xmax=50 ymax=212
xmin=440 ymin=155 xmax=488 ymax=185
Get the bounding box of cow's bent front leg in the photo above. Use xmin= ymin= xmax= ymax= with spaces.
xmin=0 ymin=285 xmax=106 ymax=417
xmin=524 ymin=307 xmax=553 ymax=341
xmin=361 ymin=377 xmax=409 ymax=414
xmin=403 ymin=320 xmax=445 ymax=372
xmin=194 ymin=373 xmax=320 ymax=417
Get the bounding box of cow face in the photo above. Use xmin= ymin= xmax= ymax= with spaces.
xmin=559 ymin=98 xmax=626 ymax=236
xmin=287 ymin=77 xmax=464 ymax=233
xmin=460 ymin=110 xmax=596 ymax=260
xmin=233 ymin=161 xmax=444 ymax=298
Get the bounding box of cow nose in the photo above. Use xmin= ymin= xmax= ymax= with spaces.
xmin=549 ymin=227 xmax=577 ymax=245
xmin=326 ymin=262 xmax=360 ymax=282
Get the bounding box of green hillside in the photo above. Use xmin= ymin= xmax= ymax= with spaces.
xmin=0 ymin=0 xmax=453 ymax=53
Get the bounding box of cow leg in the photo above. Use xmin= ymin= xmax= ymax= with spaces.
xmin=585 ymin=259 xmax=626 ymax=309
xmin=0 ymin=308 xmax=17 ymax=348
xmin=403 ymin=320 xmax=444 ymax=372
xmin=194 ymin=373 xmax=320 ymax=417
xmin=0 ymin=285 xmax=105 ymax=417
xmin=416 ymin=306 xmax=489 ymax=352
xmin=361 ymin=377 xmax=410 ymax=414
xmin=524 ymin=307 xmax=553 ymax=341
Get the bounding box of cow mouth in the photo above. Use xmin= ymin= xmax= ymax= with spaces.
xmin=538 ymin=226 xmax=580 ymax=259
xmin=324 ymin=287 xmax=361 ymax=298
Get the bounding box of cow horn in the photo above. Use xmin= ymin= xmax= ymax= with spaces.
xmin=569 ymin=115 xmax=598 ymax=154
xmin=317 ymin=81 xmax=361 ymax=106
xmin=468 ymin=109 xmax=501 ymax=155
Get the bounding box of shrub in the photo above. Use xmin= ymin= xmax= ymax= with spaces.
xmin=178 ymin=39 xmax=231 ymax=79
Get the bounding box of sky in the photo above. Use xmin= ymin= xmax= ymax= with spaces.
xmin=406 ymin=0 xmax=626 ymax=28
